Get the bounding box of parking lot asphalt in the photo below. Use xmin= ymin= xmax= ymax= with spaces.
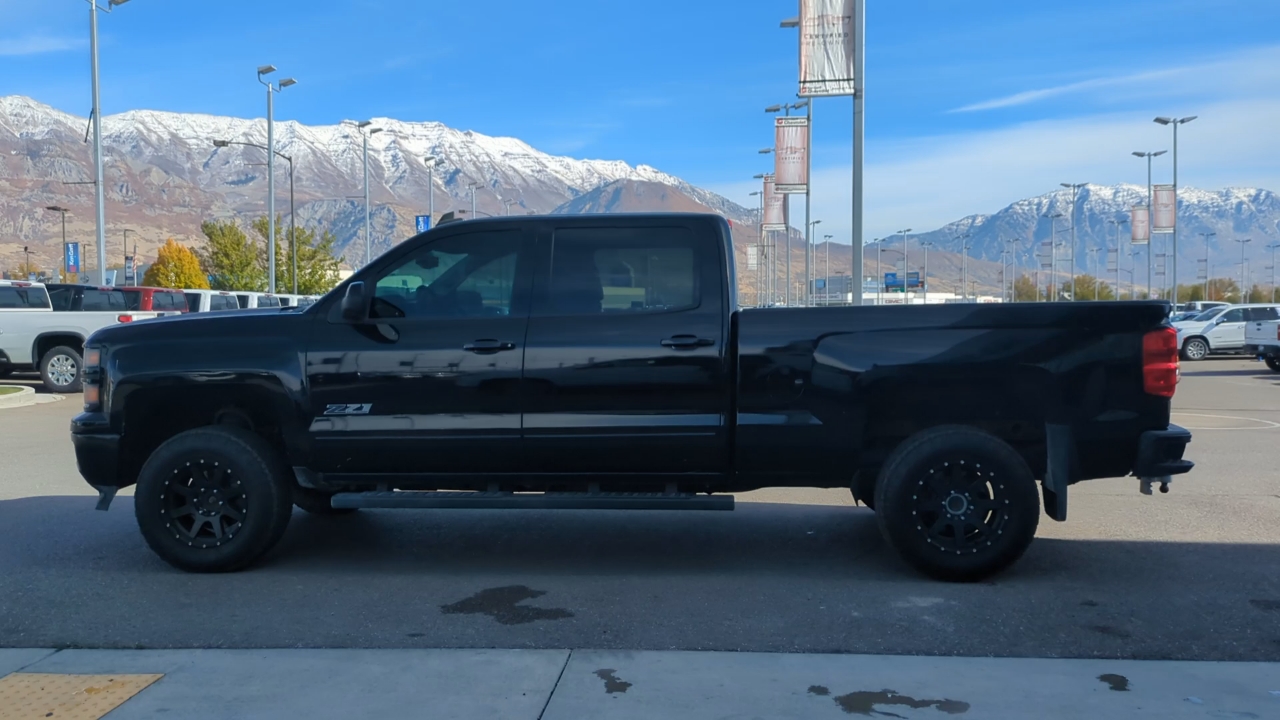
xmin=1 ymin=358 xmax=1278 ymax=660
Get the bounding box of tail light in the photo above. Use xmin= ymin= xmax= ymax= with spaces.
xmin=83 ymin=347 xmax=102 ymax=411
xmin=1143 ymin=327 xmax=1179 ymax=398
xmin=117 ymin=315 xmax=133 ymax=323
xmin=1276 ymin=325 xmax=1280 ymax=342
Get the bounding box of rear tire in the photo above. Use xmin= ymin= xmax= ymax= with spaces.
xmin=874 ymin=426 xmax=1040 ymax=582
xmin=1180 ymin=337 xmax=1209 ymax=361
xmin=293 ymin=485 xmax=357 ymax=516
xmin=39 ymin=346 xmax=82 ymax=393
xmin=134 ymin=426 xmax=293 ymax=573
xmin=1266 ymin=357 xmax=1280 ymax=373
xmin=0 ymin=367 xmax=13 ymax=378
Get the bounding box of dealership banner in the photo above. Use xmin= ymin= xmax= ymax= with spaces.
xmin=1152 ymin=184 xmax=1176 ymax=233
xmin=762 ymin=174 xmax=787 ymax=231
xmin=1130 ymin=206 xmax=1150 ymax=245
xmin=798 ymin=0 xmax=857 ymax=97
xmin=774 ymin=116 xmax=809 ymax=193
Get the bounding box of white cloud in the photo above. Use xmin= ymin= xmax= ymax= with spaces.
xmin=0 ymin=35 xmax=82 ymax=57
xmin=950 ymin=69 xmax=1179 ymax=113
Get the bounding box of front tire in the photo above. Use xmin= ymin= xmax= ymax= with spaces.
xmin=1181 ymin=337 xmax=1209 ymax=361
xmin=39 ymin=346 xmax=82 ymax=392
xmin=874 ymin=426 xmax=1040 ymax=582
xmin=1266 ymin=357 xmax=1280 ymax=373
xmin=134 ymin=426 xmax=293 ymax=573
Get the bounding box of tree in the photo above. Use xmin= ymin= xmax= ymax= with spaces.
xmin=11 ymin=259 xmax=41 ymax=279
xmin=143 ymin=238 xmax=208 ymax=289
xmin=1012 ymin=274 xmax=1038 ymax=301
xmin=1247 ymin=284 xmax=1268 ymax=303
xmin=251 ymin=216 xmax=343 ymax=295
xmin=1176 ymin=283 xmax=1204 ymax=302
xmin=199 ymin=220 xmax=265 ymax=291
xmin=1204 ymin=278 xmax=1240 ymax=302
xmin=1060 ymin=274 xmax=1115 ymax=301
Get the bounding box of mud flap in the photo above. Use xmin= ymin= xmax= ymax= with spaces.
xmin=1042 ymin=423 xmax=1074 ymax=522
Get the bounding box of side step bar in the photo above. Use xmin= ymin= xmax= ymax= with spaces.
xmin=330 ymin=490 xmax=734 ymax=511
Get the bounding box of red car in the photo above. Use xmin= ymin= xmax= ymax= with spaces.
xmin=120 ymin=286 xmax=189 ymax=314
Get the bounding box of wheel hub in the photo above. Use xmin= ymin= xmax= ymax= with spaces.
xmin=944 ymin=492 xmax=970 ymax=515
xmin=914 ymin=459 xmax=1008 ymax=553
xmin=160 ymin=458 xmax=246 ymax=549
xmin=47 ymin=355 xmax=77 ymax=386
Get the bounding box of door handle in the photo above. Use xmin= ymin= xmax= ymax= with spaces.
xmin=661 ymin=335 xmax=715 ymax=349
xmin=464 ymin=339 xmax=516 ymax=353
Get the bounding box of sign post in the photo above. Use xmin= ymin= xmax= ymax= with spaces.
xmin=414 ymin=215 xmax=432 ymax=234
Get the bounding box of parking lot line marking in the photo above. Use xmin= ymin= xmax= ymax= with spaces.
xmin=1169 ymin=412 xmax=1280 ymax=430
xmin=0 ymin=673 xmax=163 ymax=720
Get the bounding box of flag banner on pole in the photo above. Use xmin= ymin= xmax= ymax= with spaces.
xmin=774 ymin=117 xmax=809 ymax=193
xmin=65 ymin=242 xmax=80 ymax=274
xmin=1131 ymin=206 xmax=1150 ymax=245
xmin=1197 ymin=259 xmax=1207 ymax=280
xmin=798 ymin=0 xmax=857 ymax=97
xmin=747 ymin=246 xmax=759 ymax=271
xmin=762 ymin=174 xmax=786 ymax=231
xmin=1152 ymin=185 xmax=1176 ymax=233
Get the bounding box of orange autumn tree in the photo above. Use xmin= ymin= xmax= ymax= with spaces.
xmin=142 ymin=238 xmax=209 ymax=289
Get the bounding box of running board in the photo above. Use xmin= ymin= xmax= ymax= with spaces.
xmin=330 ymin=490 xmax=734 ymax=511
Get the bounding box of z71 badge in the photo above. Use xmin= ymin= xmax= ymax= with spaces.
xmin=324 ymin=403 xmax=373 ymax=416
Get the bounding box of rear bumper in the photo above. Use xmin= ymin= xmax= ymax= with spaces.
xmin=1132 ymin=424 xmax=1194 ymax=478
xmin=70 ymin=412 xmax=121 ymax=488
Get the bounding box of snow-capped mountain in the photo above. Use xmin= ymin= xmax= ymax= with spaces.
xmin=886 ymin=184 xmax=1280 ymax=285
xmin=0 ymin=95 xmax=749 ymax=269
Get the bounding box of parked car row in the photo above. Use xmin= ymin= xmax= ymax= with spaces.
xmin=1171 ymin=303 xmax=1280 ymax=367
xmin=0 ymin=280 xmax=321 ymax=391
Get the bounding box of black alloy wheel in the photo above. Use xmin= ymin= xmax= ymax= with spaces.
xmin=134 ymin=426 xmax=293 ymax=572
xmin=1266 ymin=356 xmax=1280 ymax=373
xmin=875 ymin=426 xmax=1040 ymax=582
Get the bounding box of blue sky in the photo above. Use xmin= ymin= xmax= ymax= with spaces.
xmin=3 ymin=0 xmax=1280 ymax=241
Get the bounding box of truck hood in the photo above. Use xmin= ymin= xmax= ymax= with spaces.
xmin=87 ymin=305 xmax=310 ymax=348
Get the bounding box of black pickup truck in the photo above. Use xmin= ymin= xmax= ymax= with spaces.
xmin=71 ymin=213 xmax=1193 ymax=580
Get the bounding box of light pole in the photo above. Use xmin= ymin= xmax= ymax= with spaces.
xmin=423 ymin=156 xmax=438 ymax=226
xmin=823 ymin=234 xmax=833 ymax=305
xmin=503 ymin=198 xmax=519 ymax=216
xmin=750 ymin=190 xmax=764 ymax=305
xmin=1198 ymin=231 xmax=1215 ymax=302
xmin=469 ymin=182 xmax=481 ymax=220
xmin=1060 ymin=183 xmax=1086 ymax=300
xmin=350 ymin=121 xmax=382 ymax=266
xmin=1133 ymin=150 xmax=1167 ymax=300
xmin=256 ymin=66 xmax=296 ymax=293
xmin=122 ymin=228 xmax=134 ymax=283
xmin=759 ymin=147 xmax=790 ymax=304
xmin=1269 ymin=243 xmax=1280 ymax=302
xmin=1235 ymin=238 xmax=1251 ymax=301
xmin=873 ymin=238 xmax=882 ymax=305
xmin=807 ymin=219 xmax=822 ymax=306
xmin=921 ymin=241 xmax=934 ymax=303
xmin=1089 ymin=247 xmax=1102 ymax=299
xmin=1108 ymin=217 xmax=1127 ymax=300
xmin=1045 ymin=212 xmax=1063 ymax=300
xmin=45 ymin=206 xmax=70 ymax=281
xmin=215 ymin=139 xmax=296 ymax=292
xmin=753 ymin=172 xmax=773 ymax=305
xmin=897 ymin=228 xmax=912 ymax=305
xmin=953 ymin=232 xmax=970 ymax=298
xmin=1154 ymin=116 xmax=1196 ymax=302
xmin=87 ymin=0 xmax=131 ymax=285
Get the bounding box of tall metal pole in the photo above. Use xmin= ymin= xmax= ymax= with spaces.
xmin=803 ymin=101 xmax=813 ymax=307
xmin=850 ymin=0 xmax=865 ymax=306
xmin=1270 ymin=242 xmax=1280 ymax=303
xmin=265 ymin=83 xmax=277 ymax=292
xmin=88 ymin=2 xmax=107 ymax=285
xmin=427 ymin=162 xmax=435 ymax=224
xmin=471 ymin=185 xmax=477 ymax=218
xmin=288 ymin=157 xmax=296 ymax=294
xmin=897 ymin=228 xmax=912 ymax=305
xmin=874 ymin=239 xmax=881 ymax=306
xmin=823 ymin=234 xmax=831 ymax=305
xmin=1236 ymin=238 xmax=1251 ymax=300
xmin=1172 ymin=123 xmax=1180 ymax=302
xmin=363 ymin=131 xmax=373 ymax=266
xmin=1146 ymin=154 xmax=1153 ymax=299
xmin=786 ymin=213 xmax=792 ymax=305
xmin=921 ymin=241 xmax=932 ymax=304
xmin=1200 ymin=231 xmax=1215 ymax=302
xmin=61 ymin=211 xmax=68 ymax=281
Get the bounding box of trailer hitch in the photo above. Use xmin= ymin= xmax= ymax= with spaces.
xmin=1138 ymin=476 xmax=1171 ymax=495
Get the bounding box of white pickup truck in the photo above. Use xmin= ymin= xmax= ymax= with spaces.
xmin=0 ymin=281 xmax=159 ymax=392
xmin=1245 ymin=317 xmax=1280 ymax=372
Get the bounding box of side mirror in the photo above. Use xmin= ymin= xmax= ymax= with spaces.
xmin=340 ymin=281 xmax=369 ymax=322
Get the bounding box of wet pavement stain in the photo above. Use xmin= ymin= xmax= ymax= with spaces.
xmin=1080 ymin=599 xmax=1100 ymax=607
xmin=440 ymin=585 xmax=574 ymax=625
xmin=1098 ymin=673 xmax=1130 ymax=692
xmin=1089 ymin=624 xmax=1132 ymax=639
xmin=814 ymin=688 xmax=970 ymax=717
xmin=594 ymin=669 xmax=633 ymax=694
xmin=1249 ymin=599 xmax=1280 ymax=612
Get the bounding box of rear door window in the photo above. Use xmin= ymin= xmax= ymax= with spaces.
xmin=212 ymin=294 xmax=239 ymax=311
xmin=258 ymin=295 xmax=281 ymax=307
xmin=122 ymin=290 xmax=143 ymax=310
xmin=0 ymin=286 xmax=51 ymax=309
xmin=48 ymin=287 xmax=75 ymax=311
xmin=1244 ymin=307 xmax=1280 ymax=322
xmin=184 ymin=293 xmax=202 ymax=312
xmin=81 ymin=289 xmax=126 ymax=311
xmin=541 ymin=228 xmax=699 ymax=316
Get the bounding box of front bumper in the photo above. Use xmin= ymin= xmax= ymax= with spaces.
xmin=1132 ymin=424 xmax=1194 ymax=478
xmin=70 ymin=412 xmax=120 ymax=489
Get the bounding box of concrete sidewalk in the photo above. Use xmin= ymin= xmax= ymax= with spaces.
xmin=2 ymin=648 xmax=1278 ymax=719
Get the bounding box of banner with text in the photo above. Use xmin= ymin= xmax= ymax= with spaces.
xmin=762 ymin=174 xmax=787 ymax=231
xmin=798 ymin=0 xmax=858 ymax=97
xmin=1130 ymin=206 xmax=1150 ymax=245
xmin=747 ymin=246 xmax=759 ymax=271
xmin=65 ymin=242 xmax=80 ymax=274
xmin=1152 ymin=184 xmax=1176 ymax=233
xmin=774 ymin=116 xmax=809 ymax=193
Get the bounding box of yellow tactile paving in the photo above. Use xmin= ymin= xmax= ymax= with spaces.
xmin=0 ymin=673 xmax=163 ymax=720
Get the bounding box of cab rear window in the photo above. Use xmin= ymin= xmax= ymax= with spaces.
xmin=0 ymin=286 xmax=51 ymax=309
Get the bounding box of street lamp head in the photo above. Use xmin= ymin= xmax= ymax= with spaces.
xmin=1152 ymin=150 xmax=1168 ymax=157
xmin=752 ymin=173 xmax=765 ymax=179
xmin=1154 ymin=117 xmax=1173 ymax=125
xmin=758 ymin=148 xmax=773 ymax=154
xmin=780 ymin=17 xmax=800 ymax=28
xmin=257 ymin=65 xmax=277 ymax=76
xmin=1131 ymin=151 xmax=1146 ymax=157
xmin=356 ymin=120 xmax=372 ymax=128
xmin=811 ymin=220 xmax=822 ymax=226
xmin=279 ymin=78 xmax=297 ymax=88
xmin=213 ymin=139 xmax=230 ymax=147
xmin=791 ymin=100 xmax=809 ymax=109
xmin=749 ymin=191 xmax=762 ymax=196
xmin=1179 ymin=116 xmax=1198 ymax=124
xmin=369 ymin=127 xmax=383 ymax=135
xmin=764 ymin=104 xmax=783 ymax=113
xmin=109 ymin=0 xmax=131 ymax=5
xmin=45 ymin=205 xmax=69 ymax=213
